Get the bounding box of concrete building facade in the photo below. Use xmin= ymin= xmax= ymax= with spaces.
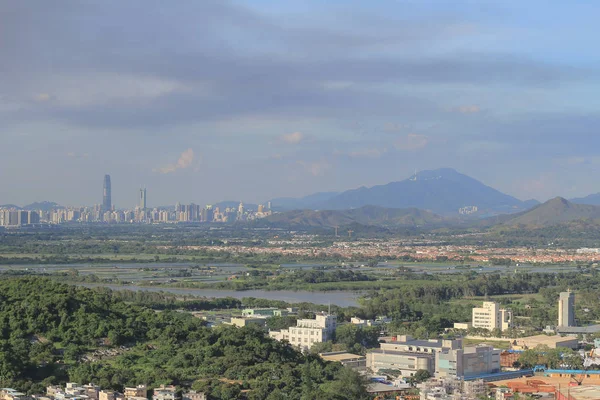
xmin=472 ymin=301 xmax=513 ymax=332
xmin=435 ymin=345 xmax=501 ymax=379
xmin=366 ymin=336 xmax=462 ymax=377
xmin=558 ymin=290 xmax=575 ymax=328
xmin=269 ymin=313 xmax=336 ymax=351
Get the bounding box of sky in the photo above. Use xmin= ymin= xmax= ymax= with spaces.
xmin=2 ymin=0 xmax=600 ymax=208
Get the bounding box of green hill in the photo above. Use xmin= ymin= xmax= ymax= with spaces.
xmin=500 ymin=197 xmax=600 ymax=228
xmin=0 ymin=277 xmax=367 ymax=399
xmin=263 ymin=205 xmax=445 ymax=228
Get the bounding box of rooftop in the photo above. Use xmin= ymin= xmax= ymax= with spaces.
xmin=556 ymin=325 xmax=600 ymax=334
xmin=557 ymin=385 xmax=600 ymax=400
xmin=369 ymin=349 xmax=435 ymax=358
xmin=516 ymin=335 xmax=578 ymax=348
xmin=319 ymin=352 xmax=365 ymax=362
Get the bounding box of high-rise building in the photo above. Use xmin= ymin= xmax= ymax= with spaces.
xmin=139 ymin=188 xmax=147 ymax=210
xmin=103 ymin=175 xmax=112 ymax=212
xmin=558 ymin=290 xmax=575 ymax=327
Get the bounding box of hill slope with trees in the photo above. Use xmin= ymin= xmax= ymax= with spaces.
xmin=0 ymin=278 xmax=367 ymax=400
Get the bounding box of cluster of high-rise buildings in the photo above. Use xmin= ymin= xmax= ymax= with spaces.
xmin=0 ymin=209 xmax=40 ymax=226
xmin=1 ymin=174 xmax=272 ymax=226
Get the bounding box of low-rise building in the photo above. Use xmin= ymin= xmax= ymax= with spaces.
xmin=242 ymin=308 xmax=288 ymax=317
xmin=181 ymin=391 xmax=205 ymax=400
xmin=556 ymin=385 xmax=600 ymax=400
xmin=228 ymin=317 xmax=267 ymax=328
xmin=366 ymin=336 xmax=462 ymax=377
xmin=98 ymin=391 xmax=124 ymax=400
xmin=123 ymin=385 xmax=146 ymax=400
xmin=0 ymin=389 xmax=28 ymax=400
xmin=269 ymin=313 xmax=336 ymax=351
xmin=453 ymin=322 xmax=472 ymax=330
xmin=511 ymin=334 xmax=578 ymax=350
xmin=153 ymin=385 xmax=178 ymax=400
xmin=350 ymin=316 xmax=391 ymax=327
xmin=319 ymin=352 xmax=367 ymax=371
xmin=436 ymin=344 xmax=501 ymax=379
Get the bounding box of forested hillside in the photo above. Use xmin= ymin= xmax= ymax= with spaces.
xmin=0 ymin=278 xmax=367 ymax=400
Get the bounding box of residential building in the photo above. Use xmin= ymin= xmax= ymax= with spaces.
xmin=558 ymin=290 xmax=575 ymax=327
xmin=0 ymin=389 xmax=28 ymax=400
xmin=98 ymin=391 xmax=124 ymax=400
xmin=472 ymin=301 xmax=513 ymax=332
xmin=269 ymin=313 xmax=336 ymax=351
xmin=182 ymin=391 xmax=205 ymax=400
xmin=152 ymin=385 xmax=178 ymax=400
xmin=123 ymin=385 xmax=146 ymax=399
xmin=82 ymin=384 xmax=100 ymax=400
xmin=436 ymin=344 xmax=501 ymax=379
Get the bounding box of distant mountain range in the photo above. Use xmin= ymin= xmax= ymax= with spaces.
xmin=0 ymin=201 xmax=63 ymax=211
xmin=261 ymin=197 xmax=600 ymax=230
xmin=263 ymin=205 xmax=445 ymax=228
xmin=570 ymin=193 xmax=600 ymax=206
xmin=269 ymin=192 xmax=339 ymax=211
xmin=270 ymin=168 xmax=536 ymax=216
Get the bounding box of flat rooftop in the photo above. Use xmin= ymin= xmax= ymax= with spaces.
xmin=517 ymin=335 xmax=578 ymax=347
xmin=557 ymin=325 xmax=600 ymax=334
xmin=385 ymin=339 xmax=446 ymax=348
xmin=369 ymin=349 xmax=434 ymax=358
xmin=320 ymin=352 xmax=365 ymax=362
xmin=557 ymin=385 xmax=600 ymax=400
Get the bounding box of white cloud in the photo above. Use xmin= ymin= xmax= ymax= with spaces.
xmin=281 ymin=132 xmax=304 ymax=144
xmin=157 ymin=148 xmax=196 ymax=174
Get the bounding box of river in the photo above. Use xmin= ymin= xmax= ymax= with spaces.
xmin=77 ymin=283 xmax=361 ymax=307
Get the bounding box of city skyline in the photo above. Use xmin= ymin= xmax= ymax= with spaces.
xmin=3 ymin=1 xmax=600 ymax=207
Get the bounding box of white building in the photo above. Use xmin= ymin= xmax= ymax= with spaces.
xmin=472 ymin=301 xmax=513 ymax=332
xmin=152 ymin=386 xmax=178 ymax=400
xmin=269 ymin=313 xmax=336 ymax=351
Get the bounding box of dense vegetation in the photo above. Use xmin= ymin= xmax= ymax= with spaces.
xmin=0 ymin=278 xmax=368 ymax=399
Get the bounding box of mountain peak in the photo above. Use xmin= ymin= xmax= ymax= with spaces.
xmin=545 ymin=197 xmax=571 ymax=207
xmin=315 ymin=168 xmax=528 ymax=215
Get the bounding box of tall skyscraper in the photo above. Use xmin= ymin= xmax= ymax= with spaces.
xmin=103 ymin=175 xmax=112 ymax=212
xmin=558 ymin=290 xmax=575 ymax=327
xmin=139 ymin=188 xmax=147 ymax=210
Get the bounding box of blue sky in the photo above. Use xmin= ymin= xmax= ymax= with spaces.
xmin=1 ymin=0 xmax=600 ymax=207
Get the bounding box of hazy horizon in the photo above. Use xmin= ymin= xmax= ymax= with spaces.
xmin=2 ymin=1 xmax=600 ymax=207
